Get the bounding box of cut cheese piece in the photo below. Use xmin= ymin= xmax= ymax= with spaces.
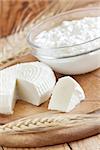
xmin=0 ymin=69 xmax=17 ymax=114
xmin=0 ymin=62 xmax=56 ymax=114
xmin=16 ymin=62 xmax=56 ymax=106
xmin=48 ymin=76 xmax=85 ymax=112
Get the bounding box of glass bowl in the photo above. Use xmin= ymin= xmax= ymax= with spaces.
xmin=27 ymin=7 xmax=100 ymax=75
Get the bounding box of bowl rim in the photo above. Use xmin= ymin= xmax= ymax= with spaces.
xmin=27 ymin=7 xmax=100 ymax=59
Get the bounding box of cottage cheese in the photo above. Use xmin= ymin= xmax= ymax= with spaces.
xmin=34 ymin=17 xmax=100 ymax=56
xmin=31 ymin=17 xmax=100 ymax=74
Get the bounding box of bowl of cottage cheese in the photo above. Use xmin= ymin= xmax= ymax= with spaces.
xmin=28 ymin=8 xmax=100 ymax=75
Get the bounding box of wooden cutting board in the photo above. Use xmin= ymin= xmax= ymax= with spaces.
xmin=0 ymin=54 xmax=100 ymax=125
xmin=0 ymin=55 xmax=99 ymax=148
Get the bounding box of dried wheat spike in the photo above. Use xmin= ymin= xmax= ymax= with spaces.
xmin=0 ymin=113 xmax=99 ymax=134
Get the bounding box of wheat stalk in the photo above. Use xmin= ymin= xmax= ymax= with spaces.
xmin=0 ymin=0 xmax=58 ymax=64
xmin=0 ymin=113 xmax=99 ymax=134
xmin=0 ymin=0 xmax=73 ymax=65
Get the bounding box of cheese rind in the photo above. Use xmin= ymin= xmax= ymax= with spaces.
xmin=48 ymin=76 xmax=85 ymax=112
xmin=0 ymin=62 xmax=56 ymax=114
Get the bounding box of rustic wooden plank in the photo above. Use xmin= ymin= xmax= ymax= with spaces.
xmin=69 ymin=134 xmax=100 ymax=150
xmin=3 ymin=144 xmax=71 ymax=150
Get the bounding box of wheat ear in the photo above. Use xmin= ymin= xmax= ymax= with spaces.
xmin=0 ymin=113 xmax=99 ymax=134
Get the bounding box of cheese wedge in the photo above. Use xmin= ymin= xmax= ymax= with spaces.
xmin=16 ymin=62 xmax=56 ymax=106
xmin=0 ymin=62 xmax=56 ymax=114
xmin=0 ymin=69 xmax=17 ymax=114
xmin=48 ymin=76 xmax=85 ymax=112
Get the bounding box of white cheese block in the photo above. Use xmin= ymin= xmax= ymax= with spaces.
xmin=16 ymin=62 xmax=56 ymax=106
xmin=0 ymin=62 xmax=56 ymax=114
xmin=0 ymin=69 xmax=17 ymax=114
xmin=48 ymin=76 xmax=85 ymax=112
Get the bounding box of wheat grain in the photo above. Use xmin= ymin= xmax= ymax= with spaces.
xmin=0 ymin=113 xmax=99 ymax=134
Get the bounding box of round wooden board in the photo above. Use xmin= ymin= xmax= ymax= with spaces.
xmin=0 ymin=55 xmax=100 ymax=125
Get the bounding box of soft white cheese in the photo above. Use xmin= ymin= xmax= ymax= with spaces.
xmin=0 ymin=69 xmax=17 ymax=114
xmin=34 ymin=17 xmax=100 ymax=52
xmin=0 ymin=62 xmax=56 ymax=114
xmin=16 ymin=62 xmax=56 ymax=106
xmin=48 ymin=76 xmax=85 ymax=112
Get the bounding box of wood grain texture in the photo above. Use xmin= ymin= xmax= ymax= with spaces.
xmin=69 ymin=134 xmax=100 ymax=150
